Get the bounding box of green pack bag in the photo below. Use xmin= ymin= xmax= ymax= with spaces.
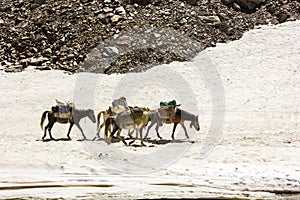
xmin=160 ymin=100 xmax=177 ymax=108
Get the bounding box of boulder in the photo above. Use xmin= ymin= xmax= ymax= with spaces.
xmin=185 ymin=0 xmax=197 ymax=6
xmin=234 ymin=0 xmax=262 ymax=13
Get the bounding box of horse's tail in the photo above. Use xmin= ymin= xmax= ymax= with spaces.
xmin=40 ymin=111 xmax=49 ymax=130
xmin=96 ymin=111 xmax=104 ymax=131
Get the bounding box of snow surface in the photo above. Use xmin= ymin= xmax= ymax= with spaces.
xmin=0 ymin=21 xmax=299 ymax=199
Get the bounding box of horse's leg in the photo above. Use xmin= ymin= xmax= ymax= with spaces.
xmin=180 ymin=123 xmax=189 ymax=139
xmin=144 ymin=121 xmax=155 ymax=139
xmin=155 ymin=124 xmax=162 ymax=139
xmin=99 ymin=122 xmax=105 ymax=135
xmin=171 ymin=123 xmax=178 ymax=140
xmin=67 ymin=123 xmax=74 ymax=140
xmin=75 ymin=123 xmax=86 ymax=140
xmin=95 ymin=122 xmax=105 ymax=139
xmin=108 ymin=126 xmax=118 ymax=144
xmin=129 ymin=129 xmax=138 ymax=146
xmin=139 ymin=128 xmax=146 ymax=147
xmin=128 ymin=130 xmax=134 ymax=138
xmin=117 ymin=129 xmax=127 ymax=146
xmin=42 ymin=123 xmax=50 ymax=141
xmin=48 ymin=123 xmax=55 ymax=140
xmin=93 ymin=122 xmax=102 ymax=141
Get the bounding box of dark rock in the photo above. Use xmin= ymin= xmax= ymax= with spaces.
xmin=267 ymin=5 xmax=275 ymax=14
xmin=234 ymin=0 xmax=262 ymax=13
xmin=221 ymin=0 xmax=234 ymax=5
xmin=185 ymin=0 xmax=197 ymax=6
xmin=19 ymin=59 xmax=29 ymax=67
xmin=30 ymin=4 xmax=40 ymax=9
xmin=35 ymin=64 xmax=52 ymax=71
xmin=278 ymin=13 xmax=288 ymax=23
xmin=29 ymin=57 xmax=49 ymax=66
xmin=80 ymin=0 xmax=93 ymax=3
xmin=199 ymin=16 xmax=221 ymax=26
xmin=4 ymin=65 xmax=23 ymax=73
xmin=97 ymin=14 xmax=110 ymax=24
xmin=115 ymin=6 xmax=126 ymax=15
xmin=122 ymin=0 xmax=153 ymax=6
xmin=179 ymin=18 xmax=187 ymax=25
xmin=34 ymin=0 xmax=46 ymax=5
xmin=232 ymin=2 xmax=241 ymax=11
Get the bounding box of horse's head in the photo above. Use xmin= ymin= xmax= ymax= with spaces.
xmin=139 ymin=106 xmax=150 ymax=111
xmin=190 ymin=115 xmax=200 ymax=131
xmin=87 ymin=109 xmax=96 ymax=123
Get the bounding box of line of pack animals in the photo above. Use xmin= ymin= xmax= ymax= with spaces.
xmin=40 ymin=97 xmax=200 ymax=146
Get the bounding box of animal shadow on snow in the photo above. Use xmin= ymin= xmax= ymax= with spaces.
xmin=40 ymin=138 xmax=94 ymax=142
xmin=39 ymin=138 xmax=71 ymax=142
xmin=144 ymin=138 xmax=194 ymax=145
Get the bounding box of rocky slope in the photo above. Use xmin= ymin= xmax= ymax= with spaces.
xmin=0 ymin=0 xmax=299 ymax=73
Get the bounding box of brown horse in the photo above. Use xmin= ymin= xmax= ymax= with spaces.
xmin=144 ymin=107 xmax=200 ymax=140
xmin=105 ymin=107 xmax=150 ymax=146
xmin=40 ymin=108 xmax=96 ymax=141
xmin=96 ymin=106 xmax=150 ymax=142
xmin=93 ymin=107 xmax=114 ymax=141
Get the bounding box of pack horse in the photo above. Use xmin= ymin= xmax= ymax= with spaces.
xmin=144 ymin=107 xmax=200 ymax=140
xmin=40 ymin=101 xmax=96 ymax=141
xmin=105 ymin=107 xmax=150 ymax=146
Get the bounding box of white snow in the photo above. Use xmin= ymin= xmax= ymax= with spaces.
xmin=0 ymin=21 xmax=299 ymax=199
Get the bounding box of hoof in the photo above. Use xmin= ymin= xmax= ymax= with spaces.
xmin=143 ymin=136 xmax=149 ymax=140
xmin=121 ymin=140 xmax=128 ymax=146
xmin=105 ymin=139 xmax=112 ymax=145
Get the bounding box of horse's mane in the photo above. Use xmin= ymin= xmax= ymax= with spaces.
xmin=74 ymin=108 xmax=92 ymax=111
xmin=73 ymin=109 xmax=93 ymax=116
xmin=176 ymin=108 xmax=197 ymax=120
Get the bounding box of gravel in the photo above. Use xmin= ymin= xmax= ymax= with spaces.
xmin=0 ymin=0 xmax=299 ymax=73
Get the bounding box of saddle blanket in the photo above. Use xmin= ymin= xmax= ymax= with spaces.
xmin=52 ymin=106 xmax=71 ymax=118
xmin=52 ymin=105 xmax=73 ymax=119
xmin=59 ymin=105 xmax=71 ymax=114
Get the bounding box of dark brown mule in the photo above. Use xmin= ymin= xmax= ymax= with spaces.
xmin=40 ymin=108 xmax=96 ymax=141
xmin=144 ymin=108 xmax=200 ymax=140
